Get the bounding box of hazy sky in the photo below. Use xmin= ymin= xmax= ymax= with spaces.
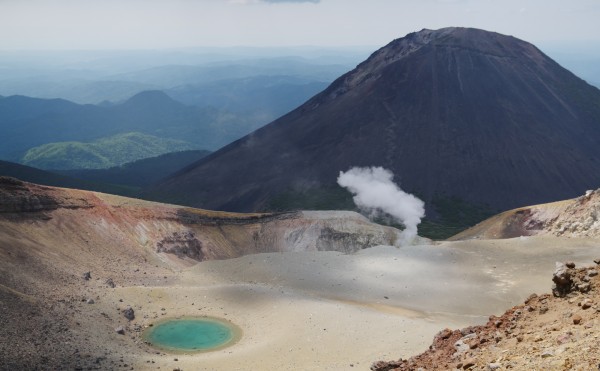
xmin=0 ymin=0 xmax=599 ymax=50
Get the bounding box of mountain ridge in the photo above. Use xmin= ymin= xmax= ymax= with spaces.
xmin=147 ymin=28 xmax=600 ymax=220
xmin=22 ymin=132 xmax=199 ymax=170
xmin=0 ymin=90 xmax=261 ymax=160
xmin=56 ymin=149 xmax=211 ymax=187
xmin=0 ymin=160 xmax=136 ymax=196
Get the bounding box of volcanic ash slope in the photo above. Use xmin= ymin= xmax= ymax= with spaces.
xmin=148 ymin=27 xmax=600 ymax=215
xmin=1 ymin=178 xmax=600 ymax=370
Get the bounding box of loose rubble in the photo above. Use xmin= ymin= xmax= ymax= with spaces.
xmin=372 ymin=259 xmax=600 ymax=370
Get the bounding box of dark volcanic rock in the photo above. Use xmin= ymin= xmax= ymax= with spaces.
xmin=105 ymin=278 xmax=116 ymax=288
xmin=0 ymin=176 xmax=59 ymax=213
xmin=122 ymin=306 xmax=135 ymax=321
xmin=156 ymin=231 xmax=204 ymax=261
xmin=147 ymin=27 xmax=600 ymax=215
xmin=0 ymin=176 xmax=92 ymax=215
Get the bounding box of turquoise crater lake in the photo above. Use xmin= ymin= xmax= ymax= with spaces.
xmin=143 ymin=317 xmax=241 ymax=352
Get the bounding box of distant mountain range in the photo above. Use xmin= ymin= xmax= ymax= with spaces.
xmin=110 ymin=57 xmax=348 ymax=89
xmin=0 ymin=51 xmax=362 ymax=105
xmin=21 ymin=132 xmax=199 ymax=170
xmin=57 ymin=149 xmax=210 ymax=188
xmin=0 ymin=149 xmax=211 ymax=197
xmin=166 ymin=75 xmax=329 ymax=118
xmin=147 ymin=28 xmax=600 ymax=237
xmin=0 ymin=57 xmax=345 ymax=169
xmin=0 ymin=160 xmax=136 ymax=196
xmin=0 ymin=91 xmax=259 ymax=162
xmin=0 ymin=51 xmax=362 ymax=172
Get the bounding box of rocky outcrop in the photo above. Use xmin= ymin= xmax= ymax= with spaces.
xmin=176 ymin=208 xmax=299 ymax=225
xmin=156 ymin=231 xmax=204 ymax=261
xmin=552 ymin=261 xmax=595 ymax=297
xmin=317 ymin=227 xmax=374 ymax=252
xmin=451 ymin=188 xmax=600 ymax=240
xmin=0 ymin=176 xmax=91 ymax=214
xmin=250 ymin=211 xmax=404 ymax=255
xmin=372 ymin=259 xmax=600 ymax=370
xmin=0 ymin=177 xmax=59 ymax=213
xmin=544 ymin=189 xmax=600 ymax=237
xmin=152 ymin=211 xmax=405 ymax=262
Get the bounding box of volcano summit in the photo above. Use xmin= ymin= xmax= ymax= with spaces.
xmin=149 ymin=27 xmax=600 ymax=219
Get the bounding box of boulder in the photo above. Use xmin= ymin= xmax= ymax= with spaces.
xmin=105 ymin=278 xmax=116 ymax=288
xmin=122 ymin=306 xmax=135 ymax=321
xmin=552 ymin=263 xmax=572 ymax=297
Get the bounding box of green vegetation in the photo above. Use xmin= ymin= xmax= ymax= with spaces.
xmin=58 ymin=149 xmax=211 ymax=187
xmin=0 ymin=160 xmax=139 ymax=197
xmin=22 ymin=132 xmax=199 ymax=170
xmin=417 ymin=196 xmax=496 ymax=240
xmin=268 ymin=186 xmax=356 ymax=211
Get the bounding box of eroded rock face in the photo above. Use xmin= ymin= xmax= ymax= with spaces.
xmin=0 ymin=177 xmax=24 ymax=187
xmin=156 ymin=231 xmax=204 ymax=261
xmin=547 ymin=189 xmax=600 ymax=237
xmin=155 ymin=211 xmax=404 ymax=262
xmin=0 ymin=177 xmax=91 ymax=215
xmin=0 ymin=177 xmax=59 ymax=213
xmin=453 ymin=188 xmax=600 ymax=240
xmin=256 ymin=211 xmax=407 ymax=254
xmin=317 ymin=227 xmax=384 ymax=253
xmin=1 ymin=178 xmax=411 ymax=264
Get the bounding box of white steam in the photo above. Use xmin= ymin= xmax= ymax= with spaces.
xmin=337 ymin=167 xmax=425 ymax=245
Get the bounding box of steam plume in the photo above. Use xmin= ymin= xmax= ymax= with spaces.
xmin=337 ymin=167 xmax=425 ymax=245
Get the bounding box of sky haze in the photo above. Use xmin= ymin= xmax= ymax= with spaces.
xmin=0 ymin=0 xmax=599 ymax=50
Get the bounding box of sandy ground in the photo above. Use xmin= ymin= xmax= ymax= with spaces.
xmin=4 ymin=182 xmax=600 ymax=370
xmin=112 ymin=236 xmax=600 ymax=370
